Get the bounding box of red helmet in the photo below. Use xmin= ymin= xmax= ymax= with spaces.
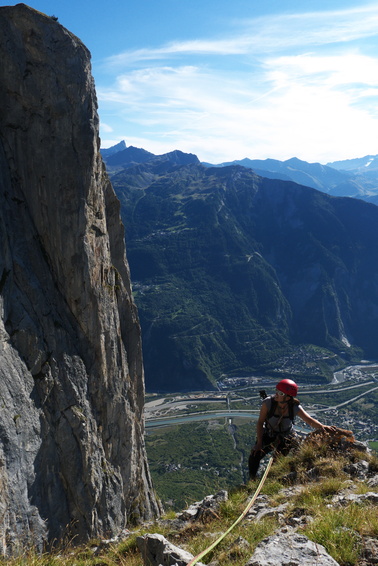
xmin=276 ymin=379 xmax=298 ymax=397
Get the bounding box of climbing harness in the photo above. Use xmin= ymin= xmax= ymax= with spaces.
xmin=186 ymin=455 xmax=274 ymax=566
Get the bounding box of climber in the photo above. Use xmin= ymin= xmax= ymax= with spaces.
xmin=249 ymin=378 xmax=337 ymax=479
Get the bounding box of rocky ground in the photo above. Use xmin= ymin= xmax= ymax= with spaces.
xmin=137 ymin=473 xmax=378 ymax=565
xmin=127 ymin=433 xmax=378 ymax=566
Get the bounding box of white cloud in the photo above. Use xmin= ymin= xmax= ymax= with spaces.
xmin=264 ymin=52 xmax=378 ymax=90
xmin=102 ymin=4 xmax=378 ymax=69
xmin=100 ymin=122 xmax=114 ymax=133
xmin=239 ymin=4 xmax=378 ymax=50
xmin=96 ymin=3 xmax=378 ymax=162
xmin=104 ymin=39 xmax=249 ymax=68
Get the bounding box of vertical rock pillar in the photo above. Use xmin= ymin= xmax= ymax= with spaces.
xmin=0 ymin=4 xmax=160 ymax=552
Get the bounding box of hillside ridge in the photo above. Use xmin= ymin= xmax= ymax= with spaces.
xmin=103 ymin=142 xmax=378 ymax=203
xmin=102 ymin=144 xmax=378 ymax=392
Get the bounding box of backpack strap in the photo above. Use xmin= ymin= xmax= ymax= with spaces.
xmin=266 ymin=396 xmax=277 ymax=420
xmin=289 ymin=401 xmax=295 ymax=423
xmin=266 ymin=396 xmax=296 ymax=422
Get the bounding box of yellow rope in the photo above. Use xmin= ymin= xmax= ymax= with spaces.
xmin=187 ymin=455 xmax=274 ymax=566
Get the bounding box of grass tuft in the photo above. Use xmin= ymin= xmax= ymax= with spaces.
xmin=302 ymin=503 xmax=378 ymax=565
xmin=1 ymin=449 xmax=378 ymax=566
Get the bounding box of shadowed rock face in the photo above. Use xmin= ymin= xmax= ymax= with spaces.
xmin=0 ymin=3 xmax=159 ymax=553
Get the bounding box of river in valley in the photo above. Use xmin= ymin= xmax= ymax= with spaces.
xmin=145 ymin=361 xmax=378 ymax=429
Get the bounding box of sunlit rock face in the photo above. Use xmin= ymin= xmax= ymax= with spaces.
xmin=0 ymin=3 xmax=159 ymax=553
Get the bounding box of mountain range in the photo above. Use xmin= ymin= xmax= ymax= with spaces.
xmin=202 ymin=155 xmax=378 ymax=204
xmin=106 ymin=144 xmax=378 ymax=204
xmin=102 ymin=143 xmax=378 ymax=392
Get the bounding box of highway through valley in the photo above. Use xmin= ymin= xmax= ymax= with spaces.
xmin=145 ymin=363 xmax=378 ymax=429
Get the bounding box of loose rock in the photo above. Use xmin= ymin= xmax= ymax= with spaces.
xmin=245 ymin=529 xmax=340 ymax=566
xmin=137 ymin=533 xmax=206 ymax=566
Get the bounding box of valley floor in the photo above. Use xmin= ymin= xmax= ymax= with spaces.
xmin=145 ymin=362 xmax=378 ymax=442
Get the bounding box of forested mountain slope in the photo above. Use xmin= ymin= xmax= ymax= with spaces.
xmin=106 ymin=151 xmax=378 ymax=392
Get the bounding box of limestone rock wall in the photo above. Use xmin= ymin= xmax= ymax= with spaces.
xmin=0 ymin=3 xmax=159 ymax=553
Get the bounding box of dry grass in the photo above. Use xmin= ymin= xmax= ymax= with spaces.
xmin=1 ymin=447 xmax=377 ymax=566
xmin=302 ymin=502 xmax=378 ymax=565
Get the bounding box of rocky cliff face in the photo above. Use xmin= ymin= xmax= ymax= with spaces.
xmin=0 ymin=3 xmax=159 ymax=553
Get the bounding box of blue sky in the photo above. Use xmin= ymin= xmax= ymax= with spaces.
xmin=3 ymin=1 xmax=378 ymax=163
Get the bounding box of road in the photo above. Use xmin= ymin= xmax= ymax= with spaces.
xmin=145 ymin=410 xmax=258 ymax=429
xmin=145 ymin=363 xmax=378 ymax=428
xmin=315 ymin=385 xmax=378 ymax=412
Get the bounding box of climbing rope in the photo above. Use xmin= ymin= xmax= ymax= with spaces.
xmin=187 ymin=455 xmax=274 ymax=566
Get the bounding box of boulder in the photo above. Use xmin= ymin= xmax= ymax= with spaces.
xmin=332 ymin=492 xmax=378 ymax=506
xmin=367 ymin=474 xmax=378 ymax=488
xmin=177 ymin=491 xmax=228 ymax=522
xmin=361 ymin=536 xmax=378 ymax=565
xmin=343 ymin=460 xmax=370 ymax=480
xmin=137 ymin=533 xmax=205 ymax=566
xmin=245 ymin=529 xmax=340 ymax=566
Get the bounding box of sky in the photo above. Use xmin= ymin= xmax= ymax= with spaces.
xmin=2 ymin=0 xmax=378 ymax=164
